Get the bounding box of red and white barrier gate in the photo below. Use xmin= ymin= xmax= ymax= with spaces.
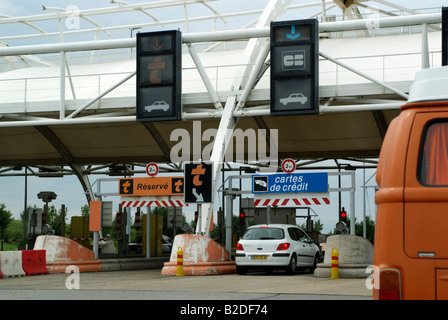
xmin=120 ymin=196 xmax=188 ymax=208
xmin=254 ymin=193 xmax=330 ymax=207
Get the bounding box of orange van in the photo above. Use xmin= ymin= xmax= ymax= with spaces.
xmin=374 ymin=66 xmax=448 ymax=300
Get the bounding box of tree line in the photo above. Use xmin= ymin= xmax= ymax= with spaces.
xmin=0 ymin=202 xmax=375 ymax=251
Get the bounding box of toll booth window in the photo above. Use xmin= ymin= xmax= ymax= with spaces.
xmin=420 ymin=121 xmax=448 ymax=186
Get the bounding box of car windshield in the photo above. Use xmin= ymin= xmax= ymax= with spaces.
xmin=243 ymin=227 xmax=284 ymax=240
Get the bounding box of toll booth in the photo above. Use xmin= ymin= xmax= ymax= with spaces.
xmin=70 ymin=216 xmax=91 ymax=248
xmin=116 ymin=206 xmax=164 ymax=257
xmin=142 ymin=214 xmax=163 ymax=257
xmin=241 ymin=197 xmax=316 ymax=229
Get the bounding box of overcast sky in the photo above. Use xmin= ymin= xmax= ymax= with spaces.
xmin=0 ymin=0 xmax=446 ymax=233
xmin=1 ymin=0 xmax=445 ymax=42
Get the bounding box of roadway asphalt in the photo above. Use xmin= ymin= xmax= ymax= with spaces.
xmin=0 ymin=268 xmax=372 ymax=300
xmin=0 ymin=268 xmax=375 ymax=318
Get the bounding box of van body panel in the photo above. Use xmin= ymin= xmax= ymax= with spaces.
xmin=436 ymin=269 xmax=448 ymax=300
xmin=375 ymin=101 xmax=448 ymax=300
xmin=404 ymin=111 xmax=448 ymax=260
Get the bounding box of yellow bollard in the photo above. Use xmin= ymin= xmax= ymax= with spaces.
xmin=330 ymin=247 xmax=339 ymax=279
xmin=176 ymin=247 xmax=184 ymax=277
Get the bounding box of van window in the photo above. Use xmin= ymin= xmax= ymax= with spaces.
xmin=419 ymin=121 xmax=448 ymax=186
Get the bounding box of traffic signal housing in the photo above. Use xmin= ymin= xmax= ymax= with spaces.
xmin=136 ymin=30 xmax=182 ymax=122
xmin=239 ymin=212 xmax=246 ymax=237
xmin=239 ymin=212 xmax=246 ymax=224
xmin=339 ymin=208 xmax=348 ymax=224
xmin=336 ymin=207 xmax=348 ymax=232
xmin=270 ymin=19 xmax=319 ymax=115
xmin=443 ymin=7 xmax=448 ymax=66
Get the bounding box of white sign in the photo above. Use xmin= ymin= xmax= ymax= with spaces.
xmin=146 ymin=162 xmax=159 ymax=176
xmin=281 ymin=158 xmax=296 ymax=173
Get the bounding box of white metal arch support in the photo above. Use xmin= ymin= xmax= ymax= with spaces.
xmin=72 ymin=164 xmax=101 ymax=203
xmin=196 ymin=0 xmax=294 ymax=236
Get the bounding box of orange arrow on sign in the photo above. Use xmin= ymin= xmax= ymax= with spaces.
xmin=150 ymin=36 xmax=163 ymax=51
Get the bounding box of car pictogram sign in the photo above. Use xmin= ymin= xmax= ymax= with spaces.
xmin=270 ymin=19 xmax=319 ymax=116
xmin=136 ymin=30 xmax=181 ymax=122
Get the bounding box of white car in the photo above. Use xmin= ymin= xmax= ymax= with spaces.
xmin=162 ymin=235 xmax=172 ymax=254
xmin=144 ymin=101 xmax=170 ymax=112
xmin=280 ymin=93 xmax=308 ymax=105
xmin=254 ymin=179 xmax=267 ymax=187
xmin=235 ymin=224 xmax=320 ymax=275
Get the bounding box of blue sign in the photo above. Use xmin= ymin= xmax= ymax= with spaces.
xmin=252 ymin=172 xmax=328 ymax=194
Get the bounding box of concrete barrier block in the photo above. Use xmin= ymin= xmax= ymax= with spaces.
xmin=0 ymin=251 xmax=25 ymax=278
xmin=22 ymin=250 xmax=48 ymax=276
xmin=161 ymin=234 xmax=236 ymax=276
xmin=34 ymin=235 xmax=102 ymax=274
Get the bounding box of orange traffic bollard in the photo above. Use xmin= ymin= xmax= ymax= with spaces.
xmin=330 ymin=247 xmax=339 ymax=279
xmin=176 ymin=247 xmax=184 ymax=277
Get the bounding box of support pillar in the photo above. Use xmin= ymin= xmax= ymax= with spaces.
xmin=196 ymin=0 xmax=294 ymax=236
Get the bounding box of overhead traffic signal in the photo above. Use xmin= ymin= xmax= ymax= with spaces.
xmin=136 ymin=30 xmax=182 ymax=122
xmin=443 ymin=7 xmax=448 ymax=66
xmin=270 ymin=19 xmax=319 ymax=115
